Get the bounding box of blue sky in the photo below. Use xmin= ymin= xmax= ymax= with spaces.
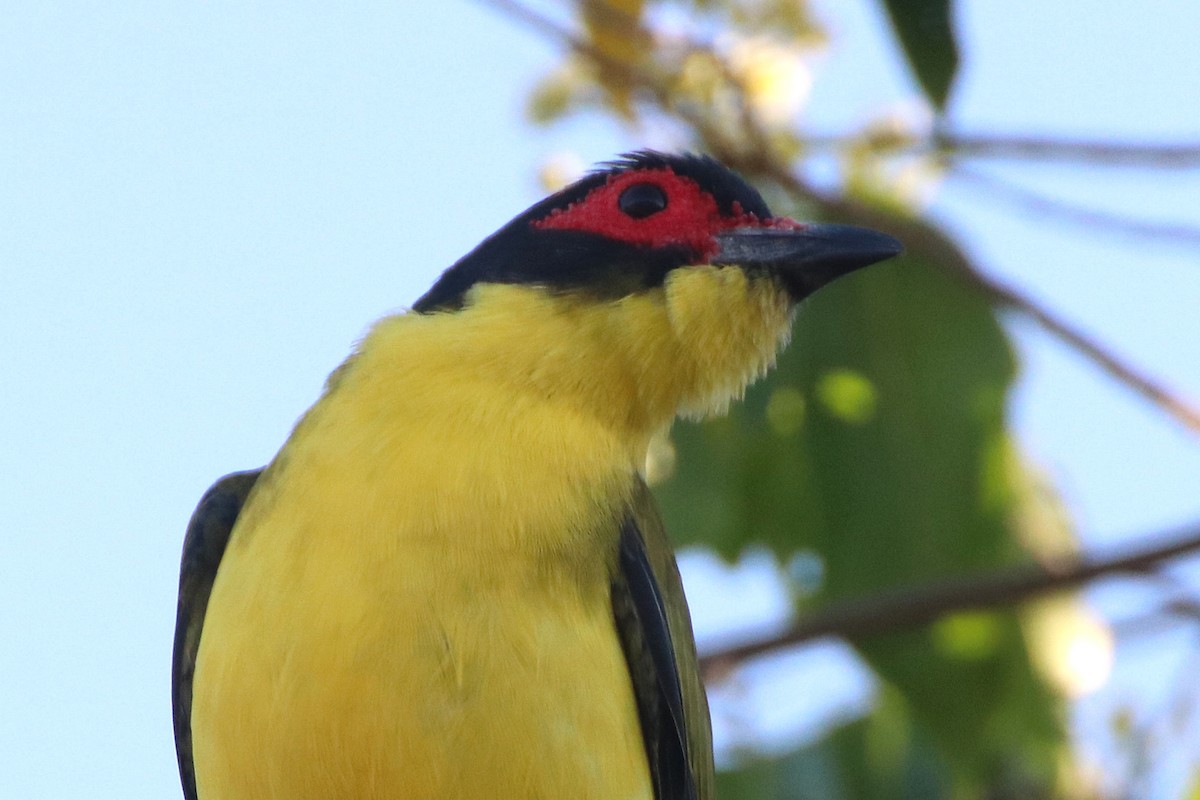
xmin=2 ymin=1 xmax=1198 ymax=797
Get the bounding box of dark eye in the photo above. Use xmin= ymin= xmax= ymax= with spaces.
xmin=618 ymin=183 xmax=668 ymax=219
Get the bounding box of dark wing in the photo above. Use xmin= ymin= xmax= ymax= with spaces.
xmin=171 ymin=469 xmax=261 ymax=800
xmin=612 ymin=477 xmax=715 ymax=800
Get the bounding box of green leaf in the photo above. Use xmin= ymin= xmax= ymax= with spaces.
xmin=876 ymin=0 xmax=959 ymax=109
xmin=828 ymin=691 xmax=952 ymax=800
xmin=715 ymin=746 xmax=850 ymax=800
xmin=714 ymin=719 xmax=951 ymax=800
xmin=714 ymin=758 xmax=787 ymax=800
xmin=658 ymin=252 xmax=1017 ymax=569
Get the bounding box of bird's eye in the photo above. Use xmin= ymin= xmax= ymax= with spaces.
xmin=618 ymin=183 xmax=668 ymax=219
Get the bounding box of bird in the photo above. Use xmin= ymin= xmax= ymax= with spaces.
xmin=171 ymin=151 xmax=901 ymax=800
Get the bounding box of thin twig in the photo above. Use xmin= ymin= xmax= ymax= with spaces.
xmin=699 ymin=523 xmax=1200 ymax=678
xmin=1110 ymin=599 xmax=1200 ymax=640
xmin=935 ymin=134 xmax=1200 ymax=168
xmin=477 ymin=0 xmax=584 ymax=49
xmin=951 ymin=166 xmax=1200 ymax=248
xmin=799 ymin=133 xmax=1200 ymax=168
xmin=969 ymin=270 xmax=1200 ymax=434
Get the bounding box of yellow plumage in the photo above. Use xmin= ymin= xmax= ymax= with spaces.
xmin=191 ymin=271 xmax=792 ymax=799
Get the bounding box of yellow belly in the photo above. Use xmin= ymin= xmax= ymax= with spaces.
xmin=193 ymin=534 xmax=652 ymax=799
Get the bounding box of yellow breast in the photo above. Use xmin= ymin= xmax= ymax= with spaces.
xmin=192 ymin=273 xmax=790 ymax=799
xmin=193 ymin=305 xmax=656 ymax=799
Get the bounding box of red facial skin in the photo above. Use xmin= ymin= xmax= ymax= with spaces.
xmin=532 ymin=168 xmax=803 ymax=261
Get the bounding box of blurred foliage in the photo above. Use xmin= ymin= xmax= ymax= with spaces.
xmin=580 ymin=0 xmax=650 ymax=114
xmin=1187 ymin=770 xmax=1200 ymax=800
xmin=519 ymin=0 xmax=1088 ymax=797
xmin=877 ymin=0 xmax=959 ymax=108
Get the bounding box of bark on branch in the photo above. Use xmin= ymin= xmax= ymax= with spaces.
xmin=699 ymin=524 xmax=1200 ymax=679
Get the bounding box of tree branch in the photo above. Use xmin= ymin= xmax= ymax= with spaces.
xmin=951 ymin=166 xmax=1200 ymax=248
xmin=699 ymin=523 xmax=1200 ymax=679
xmin=935 ymin=134 xmax=1200 ymax=168
xmin=478 ymin=0 xmax=1200 ymax=438
xmin=475 ymin=0 xmax=574 ymax=45
xmin=737 ymin=163 xmax=1200 ymax=435
xmin=801 ymin=132 xmax=1200 ymax=169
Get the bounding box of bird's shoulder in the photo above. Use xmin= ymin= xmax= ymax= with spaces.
xmin=614 ymin=478 xmax=714 ymax=800
xmin=171 ymin=469 xmax=262 ymax=800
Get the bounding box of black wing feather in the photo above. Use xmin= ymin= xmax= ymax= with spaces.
xmin=171 ymin=469 xmax=261 ymax=800
xmin=612 ymin=516 xmax=698 ymax=800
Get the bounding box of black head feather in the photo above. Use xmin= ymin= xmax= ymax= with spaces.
xmin=413 ymin=152 xmax=775 ymax=313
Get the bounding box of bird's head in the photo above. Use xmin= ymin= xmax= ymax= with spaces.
xmin=414 ymin=151 xmax=899 ymax=312
xmin=397 ymin=152 xmax=901 ymax=437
